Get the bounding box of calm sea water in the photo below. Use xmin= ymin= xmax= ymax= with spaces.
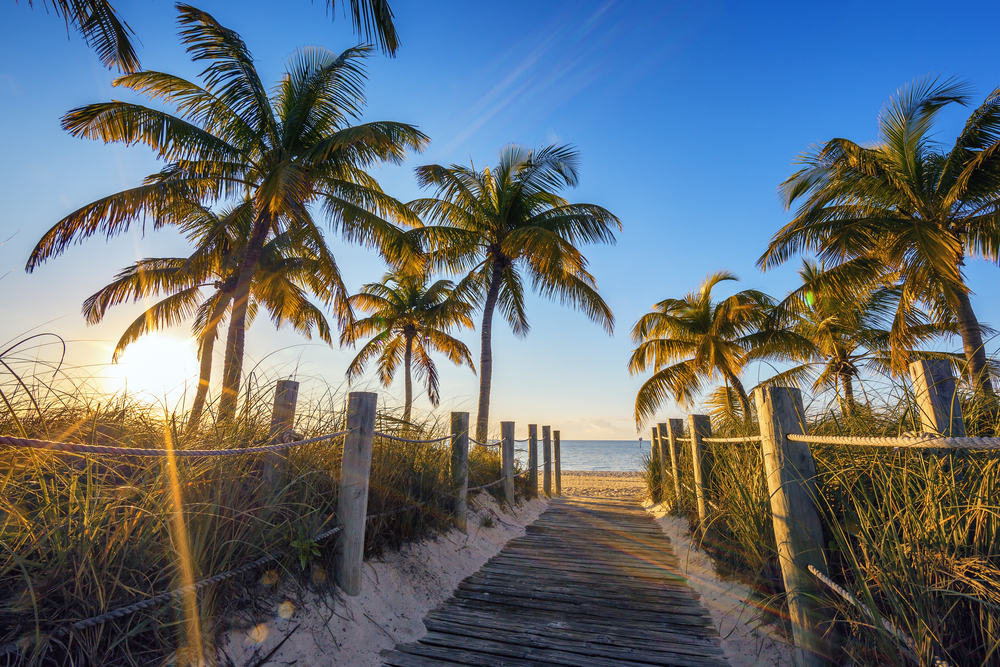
xmin=514 ymin=440 xmax=649 ymax=472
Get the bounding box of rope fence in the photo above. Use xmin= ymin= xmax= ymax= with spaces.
xmin=373 ymin=432 xmax=452 ymax=444
xmin=1 ymin=383 xmax=563 ymax=662
xmin=808 ymin=565 xmax=952 ymax=667
xmin=701 ymin=435 xmax=761 ymax=444
xmin=787 ymin=433 xmax=1000 ymax=450
xmin=0 ymin=430 xmax=351 ymax=457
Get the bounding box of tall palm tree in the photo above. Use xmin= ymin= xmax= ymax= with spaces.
xmin=345 ymin=271 xmax=476 ymax=423
xmin=26 ymin=0 xmax=399 ymax=74
xmin=409 ymin=144 xmax=621 ymax=442
xmin=759 ymin=77 xmax=1000 ymax=398
xmin=26 ymin=4 xmax=427 ymax=419
xmin=628 ymin=271 xmax=812 ymax=427
xmin=84 ymin=206 xmax=336 ymax=429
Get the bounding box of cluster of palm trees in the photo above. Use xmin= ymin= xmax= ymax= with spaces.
xmin=632 ymin=76 xmax=1000 ymax=427
xmin=26 ymin=5 xmax=621 ymax=441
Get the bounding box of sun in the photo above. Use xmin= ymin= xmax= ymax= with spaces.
xmin=102 ymin=333 xmax=201 ymax=406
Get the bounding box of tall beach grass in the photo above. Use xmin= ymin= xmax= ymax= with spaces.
xmin=646 ymin=381 xmax=1000 ymax=667
xmin=0 ymin=347 xmax=513 ymax=667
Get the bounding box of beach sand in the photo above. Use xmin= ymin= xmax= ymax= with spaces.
xmin=558 ymin=469 xmax=646 ymax=499
xmin=222 ymin=472 xmax=789 ymax=667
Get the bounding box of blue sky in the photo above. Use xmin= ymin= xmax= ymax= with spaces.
xmin=1 ymin=0 xmax=999 ymax=439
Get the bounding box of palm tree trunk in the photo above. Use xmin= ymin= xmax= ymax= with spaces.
xmin=476 ymin=264 xmax=504 ymax=443
xmin=219 ymin=215 xmax=271 ymax=421
xmin=403 ymin=333 xmax=413 ymax=424
xmin=187 ymin=291 xmax=233 ymax=434
xmin=840 ymin=372 xmax=856 ymax=417
xmin=722 ymin=368 xmax=752 ymax=418
xmin=952 ymin=286 xmax=995 ymax=398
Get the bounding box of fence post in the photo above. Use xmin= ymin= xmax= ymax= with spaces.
xmin=687 ymin=414 xmax=711 ymax=525
xmin=554 ymin=430 xmax=561 ymax=496
xmin=909 ymin=360 xmax=965 ymax=436
xmin=451 ymin=412 xmax=469 ymax=533
xmin=501 ymin=421 xmax=515 ymax=506
xmin=664 ymin=419 xmax=683 ymax=509
xmin=528 ymin=424 xmax=538 ymax=498
xmin=335 ymin=391 xmax=377 ymax=597
xmin=655 ymin=423 xmax=669 ymax=503
xmin=265 ymin=379 xmax=299 ymax=489
xmin=543 ymin=425 xmax=552 ymax=497
xmin=754 ymin=386 xmax=832 ymax=667
xmin=650 ymin=426 xmax=662 ymax=502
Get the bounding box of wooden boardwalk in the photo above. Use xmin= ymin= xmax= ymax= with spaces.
xmin=382 ymin=496 xmax=728 ymax=667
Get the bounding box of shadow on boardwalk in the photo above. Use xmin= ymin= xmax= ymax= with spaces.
xmin=382 ymin=496 xmax=728 ymax=666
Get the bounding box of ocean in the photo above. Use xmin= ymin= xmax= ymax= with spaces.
xmin=514 ymin=439 xmax=649 ymax=472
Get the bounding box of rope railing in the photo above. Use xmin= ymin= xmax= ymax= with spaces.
xmin=467 ymin=477 xmax=505 ymax=492
xmin=469 ymin=437 xmax=501 ymax=447
xmin=0 ymin=430 xmax=351 ymax=457
xmin=787 ymin=432 xmax=1000 ymax=450
xmin=675 ymin=437 xmax=692 ymax=443
xmin=373 ymin=431 xmax=452 ymax=445
xmin=701 ymin=435 xmax=761 ymax=444
xmin=808 ymin=565 xmax=952 ymax=667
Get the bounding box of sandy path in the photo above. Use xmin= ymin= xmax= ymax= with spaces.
xmin=558 ymin=469 xmax=646 ymax=499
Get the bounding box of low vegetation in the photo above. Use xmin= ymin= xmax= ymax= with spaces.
xmin=0 ymin=361 xmax=512 ymax=667
xmin=644 ymin=384 xmax=1000 ymax=667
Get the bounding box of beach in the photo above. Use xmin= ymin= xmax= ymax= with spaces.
xmin=222 ymin=473 xmax=789 ymax=667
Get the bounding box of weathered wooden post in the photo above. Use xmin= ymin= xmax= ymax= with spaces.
xmin=554 ymin=430 xmax=561 ymax=496
xmin=451 ymin=412 xmax=469 ymax=533
xmin=501 ymin=421 xmax=515 ymax=505
xmin=542 ymin=426 xmax=552 ymax=497
xmin=655 ymin=423 xmax=669 ymax=503
xmin=650 ymin=426 xmax=662 ymax=502
xmin=664 ymin=419 xmax=683 ymax=508
xmin=754 ymin=386 xmax=832 ymax=667
xmin=335 ymin=391 xmax=376 ymax=596
xmin=687 ymin=414 xmax=712 ymax=525
xmin=909 ymin=360 xmax=965 ymax=436
xmin=528 ymin=424 xmax=539 ymax=498
xmin=265 ymin=379 xmax=299 ymax=489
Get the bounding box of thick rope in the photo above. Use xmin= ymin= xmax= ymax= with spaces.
xmin=808 ymin=565 xmax=952 ymax=667
xmin=0 ymin=430 xmax=350 ymax=457
xmin=675 ymin=437 xmax=692 ymax=443
xmin=373 ymin=432 xmax=452 ymax=445
xmin=468 ymin=478 xmax=505 ymax=492
xmin=788 ymin=433 xmax=1000 ymax=450
xmin=469 ymin=437 xmax=501 ymax=447
xmin=701 ymin=435 xmax=762 ymax=444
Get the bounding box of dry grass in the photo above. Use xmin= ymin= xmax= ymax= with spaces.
xmin=646 ymin=381 xmax=1000 ymax=667
xmin=0 ymin=343 xmax=517 ymax=667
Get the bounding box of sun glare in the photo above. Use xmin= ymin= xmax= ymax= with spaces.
xmin=102 ymin=334 xmax=200 ymax=407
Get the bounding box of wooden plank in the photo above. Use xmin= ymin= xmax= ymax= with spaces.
xmin=426 ymin=607 xmax=724 ymax=651
xmin=422 ymin=621 xmax=727 ymax=667
xmin=382 ymin=497 xmax=728 ymax=667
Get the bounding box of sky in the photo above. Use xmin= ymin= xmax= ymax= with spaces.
xmin=1 ymin=0 xmax=999 ymax=440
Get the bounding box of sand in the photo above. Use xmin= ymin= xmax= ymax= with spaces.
xmin=220 ymin=495 xmax=548 ymax=667
xmin=221 ymin=472 xmax=790 ymax=667
xmin=558 ymin=469 xmax=646 ymax=498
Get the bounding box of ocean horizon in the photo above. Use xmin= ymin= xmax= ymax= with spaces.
xmin=514 ymin=439 xmax=649 ymax=472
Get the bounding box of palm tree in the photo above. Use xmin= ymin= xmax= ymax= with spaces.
xmin=26 ymin=4 xmax=427 ymax=419
xmin=409 ymin=144 xmax=621 ymax=442
xmin=628 ymin=271 xmax=812 ymax=427
xmin=759 ymin=77 xmax=1000 ymax=399
xmin=773 ymin=260 xmax=956 ymax=416
xmin=345 ymin=271 xmax=476 ymax=423
xmin=83 ymin=202 xmax=337 ymax=430
xmin=26 ymin=0 xmax=398 ymax=74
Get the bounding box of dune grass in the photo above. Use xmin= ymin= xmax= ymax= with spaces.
xmin=646 ymin=383 xmax=1000 ymax=667
xmin=0 ymin=351 xmax=513 ymax=667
